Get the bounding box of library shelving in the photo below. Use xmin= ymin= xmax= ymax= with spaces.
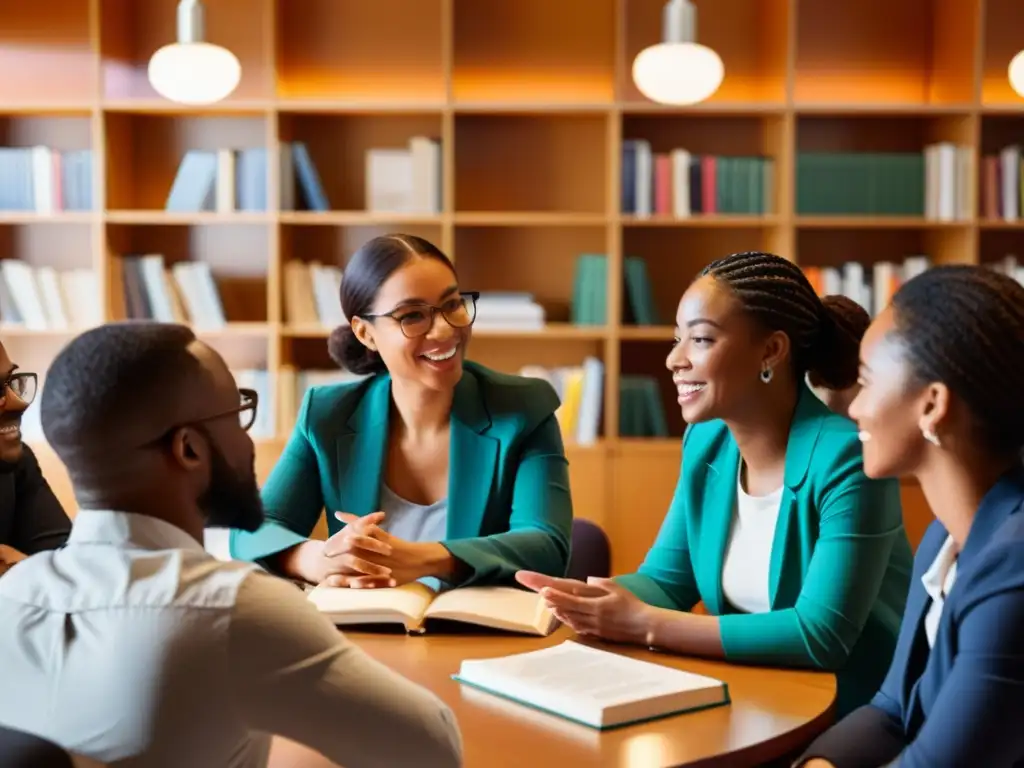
xmin=8 ymin=0 xmax=1024 ymax=570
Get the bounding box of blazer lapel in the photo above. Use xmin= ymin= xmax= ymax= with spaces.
xmin=769 ymin=387 xmax=825 ymax=608
xmin=447 ymin=371 xmax=498 ymax=540
xmin=700 ymin=435 xmax=739 ymax=616
xmin=336 ymin=375 xmax=391 ymax=518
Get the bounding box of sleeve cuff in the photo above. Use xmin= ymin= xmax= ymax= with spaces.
xmin=229 ymin=523 xmax=309 ymax=564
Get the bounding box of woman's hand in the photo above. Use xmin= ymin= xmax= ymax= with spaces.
xmin=328 ymin=512 xmax=458 ymax=587
xmin=515 ymin=571 xmax=656 ymax=645
xmin=278 ymin=512 xmax=396 ymax=587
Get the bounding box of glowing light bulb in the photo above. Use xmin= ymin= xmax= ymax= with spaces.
xmin=1009 ymin=50 xmax=1024 ymax=98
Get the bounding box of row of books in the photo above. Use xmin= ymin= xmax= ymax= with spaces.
xmin=982 ymin=146 xmax=1024 ymax=222
xmin=0 ymin=146 xmax=94 ymax=213
xmin=796 ymin=151 xmax=929 ymax=216
xmin=572 ymin=254 xmax=658 ymax=326
xmin=622 ymin=142 xmax=774 ymax=217
xmin=520 ymin=359 xmax=604 ymax=446
xmin=120 ymin=254 xmax=228 ymax=330
xmin=804 ymin=255 xmax=930 ymax=318
xmin=166 ymin=148 xmax=269 ymax=213
xmin=0 ymin=261 xmax=101 ymax=331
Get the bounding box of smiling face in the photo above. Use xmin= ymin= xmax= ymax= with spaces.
xmin=353 ymin=256 xmax=472 ymax=392
xmin=0 ymin=343 xmax=30 ymax=467
xmin=848 ymin=306 xmax=936 ymax=478
xmin=665 ymin=275 xmax=785 ymax=423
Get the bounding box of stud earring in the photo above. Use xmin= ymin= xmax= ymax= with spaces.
xmin=760 ymin=364 xmax=773 ymax=384
xmin=922 ymin=427 xmax=941 ymax=447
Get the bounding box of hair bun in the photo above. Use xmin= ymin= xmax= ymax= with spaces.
xmin=806 ymin=295 xmax=871 ymax=390
xmin=327 ymin=325 xmax=386 ymax=376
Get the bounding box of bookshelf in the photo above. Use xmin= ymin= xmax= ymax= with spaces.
xmin=8 ymin=0 xmax=1023 ymax=572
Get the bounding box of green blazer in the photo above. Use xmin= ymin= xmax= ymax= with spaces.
xmin=616 ymin=386 xmax=914 ymax=717
xmin=230 ymin=361 xmax=573 ymax=586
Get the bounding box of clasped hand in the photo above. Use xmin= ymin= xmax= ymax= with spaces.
xmin=296 ymin=512 xmax=431 ymax=589
xmin=515 ymin=571 xmax=655 ymax=645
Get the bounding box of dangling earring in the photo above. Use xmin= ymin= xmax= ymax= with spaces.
xmin=922 ymin=427 xmax=941 ymax=447
xmin=760 ymin=363 xmax=773 ymax=384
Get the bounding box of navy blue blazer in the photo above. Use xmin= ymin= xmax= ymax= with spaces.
xmin=799 ymin=466 xmax=1024 ymax=767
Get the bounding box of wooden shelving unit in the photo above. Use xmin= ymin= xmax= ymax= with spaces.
xmin=7 ymin=0 xmax=1024 ymax=570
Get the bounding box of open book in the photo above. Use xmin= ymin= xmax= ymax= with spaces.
xmin=454 ymin=640 xmax=730 ymax=729
xmin=306 ymin=582 xmax=559 ymax=636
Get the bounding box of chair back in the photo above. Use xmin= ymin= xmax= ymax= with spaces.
xmin=567 ymin=519 xmax=611 ymax=580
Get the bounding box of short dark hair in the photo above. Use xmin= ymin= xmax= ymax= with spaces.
xmin=328 ymin=234 xmax=455 ymax=375
xmin=41 ymin=322 xmax=203 ymax=467
xmin=700 ymin=251 xmax=865 ymax=390
xmin=890 ymin=264 xmax=1024 ymax=457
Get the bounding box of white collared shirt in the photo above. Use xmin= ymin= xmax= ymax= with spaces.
xmin=922 ymin=534 xmax=959 ymax=648
xmin=0 ymin=510 xmax=462 ymax=768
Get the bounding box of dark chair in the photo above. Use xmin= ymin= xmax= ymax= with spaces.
xmin=567 ymin=518 xmax=611 ymax=581
xmin=0 ymin=725 xmax=74 ymax=768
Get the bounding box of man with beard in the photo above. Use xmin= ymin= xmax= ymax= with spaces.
xmin=0 ymin=341 xmax=71 ymax=575
xmin=0 ymin=322 xmax=462 ymax=768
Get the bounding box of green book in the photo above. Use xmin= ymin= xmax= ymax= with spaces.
xmin=453 ymin=639 xmax=730 ymax=730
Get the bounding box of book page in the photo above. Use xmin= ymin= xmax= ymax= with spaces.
xmin=425 ymin=586 xmax=553 ymax=633
xmin=459 ymin=640 xmax=722 ymax=707
xmin=307 ymin=581 xmax=436 ymax=623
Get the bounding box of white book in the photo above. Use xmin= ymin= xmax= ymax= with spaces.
xmin=454 ymin=640 xmax=729 ymax=730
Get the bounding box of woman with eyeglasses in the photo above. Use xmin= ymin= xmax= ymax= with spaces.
xmin=230 ymin=234 xmax=573 ymax=589
xmin=0 ymin=341 xmax=71 ymax=576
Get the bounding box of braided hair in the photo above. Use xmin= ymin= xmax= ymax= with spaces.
xmin=890 ymin=264 xmax=1024 ymax=457
xmin=700 ymin=251 xmax=864 ymax=390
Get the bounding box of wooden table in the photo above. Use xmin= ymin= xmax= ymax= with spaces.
xmin=270 ymin=630 xmax=831 ymax=768
xmin=270 ymin=627 xmax=836 ymax=768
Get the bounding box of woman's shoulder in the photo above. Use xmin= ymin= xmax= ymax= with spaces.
xmin=298 ymin=374 xmax=380 ymax=429
xmin=463 ymin=361 xmax=561 ymax=420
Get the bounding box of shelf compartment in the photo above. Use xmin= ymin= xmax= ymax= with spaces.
xmin=621 ymin=225 xmax=783 ymax=327
xmin=797 ymin=226 xmax=972 ymax=315
xmin=794 ymin=0 xmax=980 ymax=106
xmin=100 ymin=0 xmax=273 ymax=102
xmin=979 ymin=229 xmax=1024 ymax=271
xmin=104 ymin=113 xmax=269 ymax=212
xmin=277 ymin=0 xmax=445 ymax=103
xmin=454 ymin=114 xmax=608 ymax=213
xmin=981 ymin=0 xmax=1024 ymax=106
xmin=278 ymin=221 xmax=443 ymax=330
xmin=105 ymin=222 xmax=270 ymax=325
xmin=452 ymin=0 xmax=615 ymax=104
xmin=621 ymin=0 xmax=790 ymax=105
xmin=454 ymin=225 xmax=607 ymax=326
xmin=0 ymin=116 xmax=95 ymax=214
xmin=0 ymin=223 xmax=97 ymax=335
xmin=621 ymin=114 xmax=784 ymax=218
xmin=619 ymin=339 xmax=683 ymax=440
xmin=0 ymin=0 xmax=95 ymax=105
xmin=979 ymin=115 xmax=1024 ymax=222
xmin=278 ymin=112 xmax=443 ymax=213
xmin=796 ymin=115 xmax=976 ymax=218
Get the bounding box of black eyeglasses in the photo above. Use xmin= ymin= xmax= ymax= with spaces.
xmin=361 ymin=291 xmax=479 ymax=339
xmin=1 ymin=371 xmax=37 ymax=407
xmin=143 ymin=388 xmax=259 ymax=448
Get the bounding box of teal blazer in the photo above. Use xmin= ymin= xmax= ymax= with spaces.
xmin=616 ymin=386 xmax=914 ymax=717
xmin=230 ymin=361 xmax=573 ymax=586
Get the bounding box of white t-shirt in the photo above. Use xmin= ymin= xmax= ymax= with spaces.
xmin=720 ymin=471 xmax=784 ymax=615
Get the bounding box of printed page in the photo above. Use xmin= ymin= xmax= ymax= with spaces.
xmin=461 ymin=640 xmax=721 ymax=706
xmin=425 ymin=586 xmax=549 ymax=632
xmin=307 ymin=581 xmax=436 ymax=622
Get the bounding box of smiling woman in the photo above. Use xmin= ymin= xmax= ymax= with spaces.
xmin=230 ymin=234 xmax=574 ymax=590
xmin=0 ymin=339 xmax=71 ymax=573
xmin=517 ymin=251 xmax=913 ymax=719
